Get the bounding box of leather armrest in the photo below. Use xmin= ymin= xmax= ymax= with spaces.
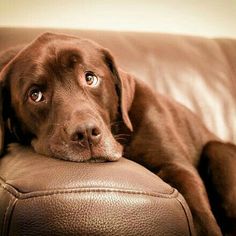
xmin=0 ymin=144 xmax=194 ymax=236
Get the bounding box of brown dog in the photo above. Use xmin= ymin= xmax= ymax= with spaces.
xmin=0 ymin=32 xmax=235 ymax=236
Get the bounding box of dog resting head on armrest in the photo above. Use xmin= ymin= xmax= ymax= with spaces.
xmin=1 ymin=32 xmax=236 ymax=236
xmin=0 ymin=33 xmax=135 ymax=162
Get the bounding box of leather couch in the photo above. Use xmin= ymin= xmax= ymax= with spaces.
xmin=0 ymin=28 xmax=235 ymax=235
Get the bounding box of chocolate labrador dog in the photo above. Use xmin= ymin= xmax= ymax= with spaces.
xmin=0 ymin=32 xmax=236 ymax=236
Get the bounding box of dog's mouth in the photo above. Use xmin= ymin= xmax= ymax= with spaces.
xmin=31 ymin=119 xmax=124 ymax=163
xmin=37 ymin=134 xmax=123 ymax=163
xmin=86 ymin=157 xmax=110 ymax=163
xmin=51 ymin=150 xmax=122 ymax=163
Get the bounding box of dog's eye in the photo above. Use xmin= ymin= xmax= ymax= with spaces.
xmin=85 ymin=72 xmax=99 ymax=87
xmin=29 ymin=89 xmax=44 ymax=103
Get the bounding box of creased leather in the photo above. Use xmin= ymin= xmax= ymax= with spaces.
xmin=0 ymin=144 xmax=194 ymax=235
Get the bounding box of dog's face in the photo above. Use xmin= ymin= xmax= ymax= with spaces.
xmin=0 ymin=33 xmax=134 ymax=162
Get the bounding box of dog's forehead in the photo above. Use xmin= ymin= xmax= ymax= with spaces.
xmin=5 ymin=33 xmax=113 ymax=94
xmin=7 ymin=33 xmax=108 ymax=81
xmin=26 ymin=33 xmax=103 ymax=63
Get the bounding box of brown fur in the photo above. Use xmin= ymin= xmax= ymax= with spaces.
xmin=1 ymin=32 xmax=236 ymax=235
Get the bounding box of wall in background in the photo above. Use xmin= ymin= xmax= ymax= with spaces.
xmin=0 ymin=0 xmax=236 ymax=38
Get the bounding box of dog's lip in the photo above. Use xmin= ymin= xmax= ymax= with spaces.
xmin=86 ymin=157 xmax=107 ymax=163
xmin=47 ymin=133 xmax=123 ymax=162
xmin=86 ymin=154 xmax=121 ymax=163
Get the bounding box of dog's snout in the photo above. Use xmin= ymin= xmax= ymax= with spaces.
xmin=70 ymin=122 xmax=102 ymax=146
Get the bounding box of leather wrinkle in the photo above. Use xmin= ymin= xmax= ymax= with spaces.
xmin=176 ymin=197 xmax=193 ymax=236
xmin=0 ymin=180 xmax=178 ymax=200
xmin=1 ymin=192 xmax=17 ymax=236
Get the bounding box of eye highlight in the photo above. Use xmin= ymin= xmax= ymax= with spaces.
xmin=85 ymin=72 xmax=100 ymax=87
xmin=29 ymin=88 xmax=44 ymax=103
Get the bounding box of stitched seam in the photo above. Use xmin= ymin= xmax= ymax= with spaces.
xmin=1 ymin=193 xmax=16 ymax=236
xmin=0 ymin=176 xmax=6 ymax=183
xmin=2 ymin=195 xmax=12 ymax=234
xmin=176 ymin=197 xmax=193 ymax=236
xmin=0 ymin=182 xmax=178 ymax=200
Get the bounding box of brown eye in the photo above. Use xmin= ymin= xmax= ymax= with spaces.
xmin=85 ymin=72 xmax=99 ymax=87
xmin=29 ymin=89 xmax=44 ymax=103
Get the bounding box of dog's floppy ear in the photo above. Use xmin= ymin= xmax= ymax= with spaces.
xmin=117 ymin=69 xmax=135 ymax=131
xmin=0 ymin=47 xmax=24 ymax=156
xmin=0 ymin=62 xmax=13 ymax=156
xmin=0 ymin=82 xmax=5 ymax=156
xmin=102 ymin=49 xmax=135 ymax=131
xmin=0 ymin=84 xmax=5 ymax=156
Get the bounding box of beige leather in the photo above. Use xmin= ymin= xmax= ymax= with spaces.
xmin=0 ymin=144 xmax=194 ymax=235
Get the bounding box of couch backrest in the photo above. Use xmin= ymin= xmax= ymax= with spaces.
xmin=0 ymin=28 xmax=235 ymax=143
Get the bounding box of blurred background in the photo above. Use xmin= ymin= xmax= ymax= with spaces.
xmin=0 ymin=0 xmax=236 ymax=38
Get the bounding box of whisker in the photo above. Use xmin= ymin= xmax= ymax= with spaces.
xmin=78 ymin=141 xmax=86 ymax=148
xmin=110 ymin=121 xmax=123 ymax=128
xmin=115 ymin=137 xmax=127 ymax=141
xmin=114 ymin=132 xmax=131 ymax=145
xmin=114 ymin=134 xmax=131 ymax=137
xmin=111 ymin=121 xmax=123 ymax=125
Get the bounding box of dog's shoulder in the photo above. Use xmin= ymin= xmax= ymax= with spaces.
xmin=131 ymin=76 xmax=201 ymax=119
xmin=130 ymin=76 xmax=186 ymax=114
xmin=129 ymin=75 xmax=216 ymax=143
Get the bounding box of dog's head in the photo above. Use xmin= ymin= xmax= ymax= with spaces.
xmin=0 ymin=32 xmax=135 ymax=162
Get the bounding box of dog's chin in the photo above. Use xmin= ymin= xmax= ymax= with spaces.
xmin=49 ymin=150 xmax=122 ymax=163
xmin=32 ymin=135 xmax=123 ymax=163
xmin=38 ymin=143 xmax=122 ymax=163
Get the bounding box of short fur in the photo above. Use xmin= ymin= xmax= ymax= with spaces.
xmin=0 ymin=33 xmax=236 ymax=236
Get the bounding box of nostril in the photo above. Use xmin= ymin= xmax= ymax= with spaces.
xmin=89 ymin=126 xmax=102 ymax=145
xmin=71 ymin=130 xmax=86 ymax=142
xmin=77 ymin=132 xmax=85 ymax=141
xmin=69 ymin=123 xmax=102 ymax=146
xmin=91 ymin=127 xmax=101 ymax=137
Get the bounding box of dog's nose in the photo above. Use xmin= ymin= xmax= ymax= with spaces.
xmin=70 ymin=122 xmax=102 ymax=146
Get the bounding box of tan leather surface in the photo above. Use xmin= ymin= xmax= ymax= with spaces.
xmin=0 ymin=144 xmax=194 ymax=235
xmin=1 ymin=144 xmax=173 ymax=194
xmin=0 ymin=27 xmax=235 ymax=143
